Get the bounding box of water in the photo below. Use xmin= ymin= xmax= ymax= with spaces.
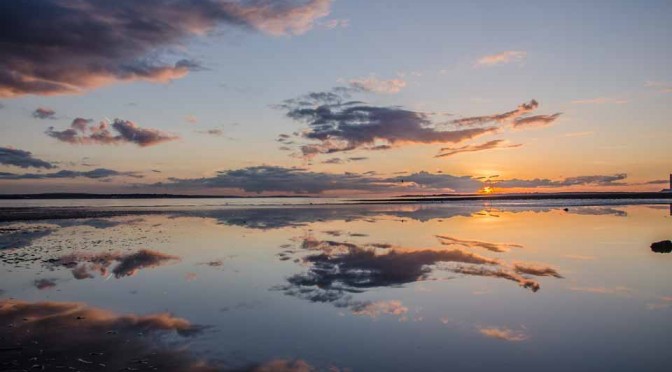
xmin=1 ymin=201 xmax=671 ymax=371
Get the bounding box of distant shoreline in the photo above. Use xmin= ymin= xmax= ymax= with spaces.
xmin=357 ymin=191 xmax=672 ymax=203
xmin=0 ymin=193 xmax=309 ymax=200
xmin=0 ymin=191 xmax=669 ymax=201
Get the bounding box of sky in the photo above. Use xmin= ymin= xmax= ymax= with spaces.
xmin=0 ymin=0 xmax=670 ymax=196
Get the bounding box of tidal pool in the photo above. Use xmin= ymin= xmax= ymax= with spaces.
xmin=1 ymin=202 xmax=671 ymax=371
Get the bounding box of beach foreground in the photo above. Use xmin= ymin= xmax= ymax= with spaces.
xmin=1 ymin=200 xmax=671 ymax=371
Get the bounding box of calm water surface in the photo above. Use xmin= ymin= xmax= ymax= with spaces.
xmin=1 ymin=202 xmax=671 ymax=371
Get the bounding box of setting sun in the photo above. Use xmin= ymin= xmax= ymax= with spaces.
xmin=480 ymin=186 xmax=495 ymax=194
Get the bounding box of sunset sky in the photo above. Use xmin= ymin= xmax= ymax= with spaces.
xmin=0 ymin=0 xmax=670 ymax=196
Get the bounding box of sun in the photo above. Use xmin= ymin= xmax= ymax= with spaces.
xmin=480 ymin=186 xmax=495 ymax=194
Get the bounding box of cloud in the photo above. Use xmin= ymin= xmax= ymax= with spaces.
xmin=513 ymin=262 xmax=563 ymax=278
xmin=451 ymin=100 xmax=539 ymax=127
xmin=475 ymin=51 xmax=527 ymax=67
xmin=0 ymin=168 xmax=142 ymax=180
xmin=569 ymin=286 xmax=632 ymax=296
xmin=278 ymin=88 xmax=496 ymax=156
xmin=453 ymin=266 xmax=541 ymax=292
xmin=33 ymin=278 xmax=57 ymax=290
xmin=320 ymin=18 xmax=350 ymax=29
xmin=571 ymin=97 xmax=628 ymax=105
xmin=435 ymin=139 xmax=521 ymax=158
xmin=184 ymin=115 xmax=198 ymax=124
xmin=350 ymin=300 xmax=409 ymax=319
xmin=321 ymin=156 xmax=369 ymax=164
xmin=47 ymin=118 xmax=179 ymax=147
xmin=513 ymin=113 xmax=562 ymax=128
xmin=0 ymin=0 xmax=332 ymax=97
xmin=478 ymin=326 xmax=529 ymax=341
xmin=0 ymin=299 xmax=211 ymax=371
xmin=436 ymin=235 xmax=522 ymax=253
xmin=157 ymin=166 xmax=484 ymax=194
xmin=494 ymin=173 xmax=628 ymax=189
xmin=0 ymin=146 xmax=55 ymax=169
xmin=48 ymin=249 xmax=179 ymax=280
xmin=645 ymin=81 xmax=672 ymax=94
xmin=348 ymin=76 xmax=407 ymax=94
xmin=277 ymin=236 xmax=562 ymax=311
xmin=32 ymin=107 xmax=56 ymax=119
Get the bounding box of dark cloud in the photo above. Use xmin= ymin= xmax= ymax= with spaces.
xmin=47 ymin=118 xmax=178 ymax=147
xmin=278 ymin=88 xmax=496 ymax=156
xmin=47 ymin=249 xmax=179 ymax=279
xmin=33 ymin=278 xmax=57 ymax=290
xmin=0 ymin=0 xmax=332 ymax=97
xmin=513 ymin=262 xmax=563 ymax=278
xmin=495 ymin=174 xmax=628 ymax=189
xmin=32 ymin=107 xmax=56 ymax=119
xmin=157 ymin=165 xmax=483 ymax=194
xmin=513 ymin=113 xmax=562 ymax=128
xmin=278 ymin=237 xmax=562 ymax=308
xmin=385 ymin=171 xmax=482 ymax=193
xmin=0 ymin=168 xmax=142 ymax=180
xmin=0 ymin=299 xmax=212 ymax=371
xmin=321 ymin=156 xmax=369 ymax=164
xmin=651 ymin=240 xmax=672 ymax=254
xmin=435 ymin=139 xmax=521 ymax=158
xmin=451 ymin=100 xmax=539 ymax=126
xmin=0 ymin=146 xmax=55 ymax=169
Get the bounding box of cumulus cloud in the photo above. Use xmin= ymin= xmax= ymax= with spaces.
xmin=48 ymin=249 xmax=179 ymax=280
xmin=0 ymin=0 xmax=332 ymax=97
xmin=476 ymin=51 xmax=527 ymax=67
xmin=158 ymin=165 xmax=484 ymax=194
xmin=435 ymin=139 xmax=521 ymax=158
xmin=278 ymin=88 xmax=496 ymax=157
xmin=348 ymin=76 xmax=407 ymax=94
xmin=47 ymin=118 xmax=179 ymax=147
xmin=0 ymin=146 xmax=55 ymax=169
xmin=0 ymin=168 xmax=142 ymax=180
xmin=494 ymin=174 xmax=628 ymax=189
xmin=32 ymin=107 xmax=56 ymax=119
xmin=0 ymin=299 xmax=211 ymax=371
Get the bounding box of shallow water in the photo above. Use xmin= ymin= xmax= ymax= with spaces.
xmin=1 ymin=202 xmax=671 ymax=371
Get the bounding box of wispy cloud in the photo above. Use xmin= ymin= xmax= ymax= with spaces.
xmin=513 ymin=113 xmax=562 ymax=128
xmin=348 ymin=76 xmax=407 ymax=94
xmin=435 ymin=139 xmax=521 ymax=158
xmin=320 ymin=18 xmax=350 ymax=29
xmin=475 ymin=51 xmax=527 ymax=67
xmin=0 ymin=168 xmax=143 ymax=180
xmin=451 ymin=100 xmax=561 ymax=129
xmin=0 ymin=146 xmax=55 ymax=169
xmin=478 ymin=326 xmax=529 ymax=341
xmin=571 ymin=97 xmax=628 ymax=105
xmin=645 ymin=81 xmax=672 ymax=94
xmin=47 ymin=118 xmax=178 ymax=147
xmin=0 ymin=0 xmax=333 ymax=97
xmin=494 ymin=173 xmax=628 ymax=189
